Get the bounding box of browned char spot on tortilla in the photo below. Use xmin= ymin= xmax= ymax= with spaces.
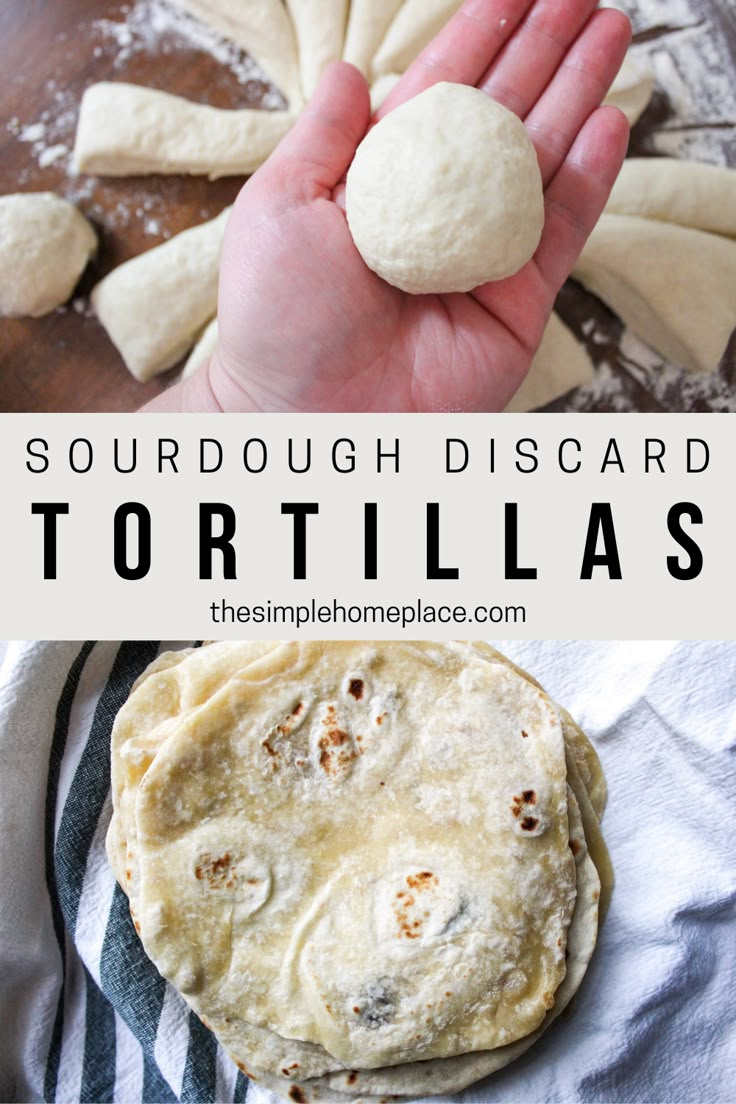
xmin=195 ymin=852 xmax=237 ymax=889
xmin=318 ymin=706 xmax=358 ymax=777
xmin=511 ymin=791 xmax=540 ymax=830
xmin=262 ymin=703 xmax=306 ymax=766
xmin=348 ymin=678 xmax=364 ymax=700
xmin=394 ymin=873 xmax=438 ymax=940
xmin=406 ymin=871 xmax=437 ymax=890
xmin=347 ymin=1072 xmax=359 ymax=1085
xmin=289 ymin=1087 xmax=306 ymax=1103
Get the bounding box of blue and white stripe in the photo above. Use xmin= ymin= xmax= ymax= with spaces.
xmin=42 ymin=642 xmax=253 ymax=1104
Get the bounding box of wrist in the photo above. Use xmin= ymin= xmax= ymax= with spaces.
xmin=139 ymin=367 xmax=221 ymax=413
xmin=139 ymin=353 xmax=264 ymax=414
xmin=206 ymin=349 xmax=265 ymax=413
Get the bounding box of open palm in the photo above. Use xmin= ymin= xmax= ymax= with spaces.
xmin=163 ymin=0 xmax=632 ymax=413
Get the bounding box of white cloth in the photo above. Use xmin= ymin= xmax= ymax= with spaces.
xmin=0 ymin=641 xmax=734 ymax=1103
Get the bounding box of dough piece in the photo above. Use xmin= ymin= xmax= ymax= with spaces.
xmin=342 ymin=0 xmax=404 ymax=76
xmin=606 ymin=158 xmax=736 ymax=239
xmin=73 ymin=83 xmax=294 ymax=179
xmin=182 ymin=317 xmax=219 ymax=380
xmin=173 ymin=0 xmax=302 ymax=107
xmin=92 ymin=208 xmax=230 ymax=382
xmin=285 ymin=0 xmax=349 ymax=101
xmin=372 ymin=0 xmax=463 ymax=77
xmin=573 ymin=214 xmax=736 ymax=374
xmin=0 ymin=193 xmax=96 ymax=318
xmin=506 ymin=313 xmax=595 ymax=412
xmin=346 ymin=83 xmax=544 ymax=294
xmin=603 ymin=55 xmax=655 ymax=126
xmin=370 ymin=72 xmax=401 ymax=113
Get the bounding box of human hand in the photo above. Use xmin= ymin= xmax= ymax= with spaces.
xmin=152 ymin=0 xmax=632 ymax=413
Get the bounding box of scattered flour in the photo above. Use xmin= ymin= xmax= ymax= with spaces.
xmin=10 ymin=0 xmax=286 ymax=178
xmin=8 ymin=0 xmax=285 ymax=247
xmin=90 ymin=0 xmax=286 ymax=108
xmin=636 ymin=26 xmax=736 ymax=165
xmin=38 ymin=144 xmax=68 ymax=168
xmin=556 ymin=0 xmax=736 ymax=410
xmin=72 ymin=298 xmax=95 ymax=319
xmin=18 ymin=123 xmax=46 ymax=143
xmin=10 ymin=84 xmax=79 ymax=175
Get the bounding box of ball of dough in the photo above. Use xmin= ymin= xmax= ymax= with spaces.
xmin=346 ymin=82 xmax=544 ymax=295
xmin=0 ymin=192 xmax=97 ymax=317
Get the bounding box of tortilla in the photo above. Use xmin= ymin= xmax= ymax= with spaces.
xmin=107 ymin=641 xmax=280 ymax=887
xmin=132 ymin=643 xmax=576 ymax=1070
xmin=466 ymin=641 xmax=607 ymax=818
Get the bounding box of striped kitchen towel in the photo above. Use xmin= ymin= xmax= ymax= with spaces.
xmin=0 ymin=641 xmax=249 ymax=1104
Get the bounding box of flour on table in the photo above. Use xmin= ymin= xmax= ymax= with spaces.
xmin=553 ymin=0 xmax=736 ymax=410
xmin=623 ymin=0 xmax=736 ymax=166
xmin=72 ymin=298 xmax=95 ymax=318
xmin=38 ymin=144 xmax=68 ymax=168
xmin=561 ymin=317 xmax=736 ymax=414
xmin=91 ymin=0 xmax=286 ymax=107
xmin=18 ymin=122 xmax=46 ymax=144
xmin=8 ymin=84 xmax=78 ymax=175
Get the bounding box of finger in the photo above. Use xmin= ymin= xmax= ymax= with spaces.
xmin=252 ymin=62 xmax=371 ymax=202
xmin=471 ymin=102 xmax=629 ymax=342
xmin=377 ymin=0 xmax=534 ymax=120
xmin=535 ymin=104 xmax=631 ymax=294
xmin=471 ymin=259 xmax=553 ymax=357
xmin=479 ymin=0 xmax=598 ymax=120
xmin=524 ymin=8 xmax=632 ymax=186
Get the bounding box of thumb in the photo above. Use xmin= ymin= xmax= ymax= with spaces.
xmin=253 ymin=62 xmax=371 ymax=200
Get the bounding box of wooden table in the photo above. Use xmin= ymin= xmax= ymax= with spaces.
xmin=0 ymin=0 xmax=734 ymax=412
xmin=0 ymin=0 xmax=266 ymax=412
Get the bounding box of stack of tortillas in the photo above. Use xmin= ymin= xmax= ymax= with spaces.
xmin=108 ymin=641 xmax=612 ymax=1102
